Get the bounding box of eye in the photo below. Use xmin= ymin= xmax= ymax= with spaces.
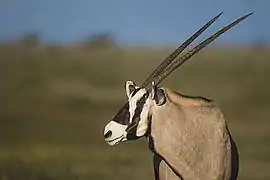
xmin=137 ymin=98 xmax=145 ymax=105
xmin=143 ymin=93 xmax=148 ymax=100
xmin=137 ymin=93 xmax=148 ymax=106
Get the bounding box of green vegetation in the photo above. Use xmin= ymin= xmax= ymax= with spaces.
xmin=0 ymin=42 xmax=269 ymax=180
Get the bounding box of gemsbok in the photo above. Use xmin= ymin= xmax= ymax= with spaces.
xmin=103 ymin=12 xmax=253 ymax=180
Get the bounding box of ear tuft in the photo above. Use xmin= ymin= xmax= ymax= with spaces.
xmin=126 ymin=81 xmax=137 ymax=98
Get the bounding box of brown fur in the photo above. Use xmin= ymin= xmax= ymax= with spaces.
xmin=149 ymin=88 xmax=238 ymax=180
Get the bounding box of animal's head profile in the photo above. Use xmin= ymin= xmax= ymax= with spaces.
xmin=103 ymin=12 xmax=253 ymax=146
xmin=104 ymin=81 xmax=167 ymax=145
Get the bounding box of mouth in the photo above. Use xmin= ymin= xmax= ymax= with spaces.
xmin=106 ymin=135 xmax=124 ymax=146
xmin=104 ymin=121 xmax=128 ymax=146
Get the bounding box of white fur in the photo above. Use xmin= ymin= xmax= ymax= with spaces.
xmin=104 ymin=121 xmax=127 ymax=145
xmin=136 ymin=98 xmax=151 ymax=137
xmin=128 ymin=88 xmax=147 ymax=123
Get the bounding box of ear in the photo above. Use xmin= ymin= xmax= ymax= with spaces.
xmin=151 ymin=82 xmax=166 ymax=106
xmin=125 ymin=81 xmax=137 ymax=98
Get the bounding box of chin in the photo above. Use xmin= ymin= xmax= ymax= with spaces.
xmin=106 ymin=136 xmax=127 ymax=146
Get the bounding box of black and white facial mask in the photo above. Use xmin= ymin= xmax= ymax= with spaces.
xmin=104 ymin=81 xmax=166 ymax=146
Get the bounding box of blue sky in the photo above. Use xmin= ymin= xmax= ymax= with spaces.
xmin=1 ymin=0 xmax=269 ymax=45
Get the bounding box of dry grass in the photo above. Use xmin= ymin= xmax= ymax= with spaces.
xmin=0 ymin=43 xmax=269 ymax=180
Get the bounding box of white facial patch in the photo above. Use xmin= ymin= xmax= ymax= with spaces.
xmin=104 ymin=121 xmax=128 ymax=146
xmin=128 ymin=88 xmax=148 ymax=123
xmin=136 ymin=98 xmax=151 ymax=137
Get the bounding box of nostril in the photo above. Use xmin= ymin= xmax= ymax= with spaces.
xmin=104 ymin=130 xmax=112 ymax=139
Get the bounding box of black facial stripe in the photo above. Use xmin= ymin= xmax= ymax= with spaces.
xmin=133 ymin=91 xmax=149 ymax=122
xmin=126 ymin=117 xmax=140 ymax=139
xmin=112 ymin=103 xmax=130 ymax=125
xmin=126 ymin=92 xmax=149 ymax=139
xmin=130 ymin=88 xmax=141 ymax=97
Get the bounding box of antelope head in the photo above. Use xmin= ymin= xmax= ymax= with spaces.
xmin=104 ymin=81 xmax=166 ymax=145
xmin=103 ymin=12 xmax=252 ymax=146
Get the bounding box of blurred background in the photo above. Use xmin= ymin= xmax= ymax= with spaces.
xmin=0 ymin=0 xmax=270 ymax=180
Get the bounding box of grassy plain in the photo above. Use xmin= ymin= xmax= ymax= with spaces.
xmin=0 ymin=43 xmax=269 ymax=180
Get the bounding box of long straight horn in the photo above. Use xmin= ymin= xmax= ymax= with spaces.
xmin=141 ymin=12 xmax=223 ymax=89
xmin=154 ymin=12 xmax=253 ymax=86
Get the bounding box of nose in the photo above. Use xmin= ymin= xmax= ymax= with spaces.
xmin=104 ymin=130 xmax=112 ymax=139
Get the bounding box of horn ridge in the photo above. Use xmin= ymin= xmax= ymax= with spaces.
xmin=154 ymin=12 xmax=253 ymax=85
xmin=141 ymin=12 xmax=224 ymax=89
